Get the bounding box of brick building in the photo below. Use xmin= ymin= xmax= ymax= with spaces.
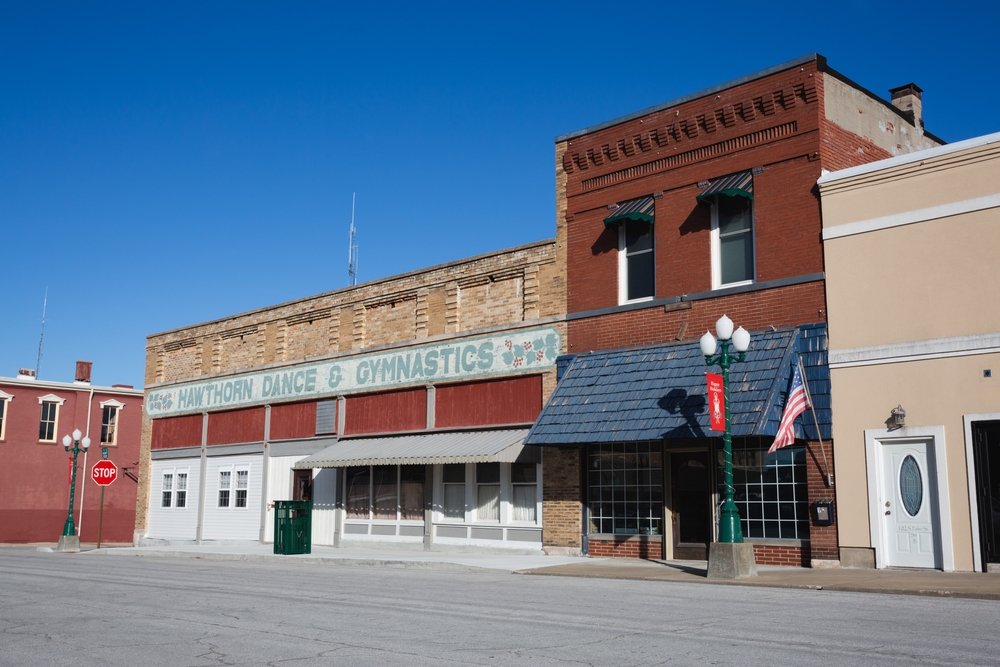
xmin=526 ymin=54 xmax=943 ymax=566
xmin=0 ymin=362 xmax=143 ymax=544
xmin=137 ymin=240 xmax=566 ymax=551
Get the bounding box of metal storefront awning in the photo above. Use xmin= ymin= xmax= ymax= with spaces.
xmin=293 ymin=428 xmax=531 ymax=468
xmin=696 ymin=171 xmax=754 ymax=203
xmin=604 ymin=195 xmax=655 ymax=228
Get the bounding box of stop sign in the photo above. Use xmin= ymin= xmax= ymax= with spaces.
xmin=92 ymin=460 xmax=117 ymax=486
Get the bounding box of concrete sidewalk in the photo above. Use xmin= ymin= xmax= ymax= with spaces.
xmin=22 ymin=542 xmax=1000 ymax=600
xmin=63 ymin=542 xmax=584 ymax=574
xmin=517 ymin=558 xmax=1000 ymax=600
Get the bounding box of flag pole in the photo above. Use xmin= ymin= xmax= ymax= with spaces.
xmin=797 ymin=355 xmax=832 ymax=487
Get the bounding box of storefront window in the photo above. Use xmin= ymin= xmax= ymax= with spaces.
xmin=729 ymin=437 xmax=809 ymax=540
xmin=346 ymin=466 xmax=370 ymax=519
xmin=511 ymin=463 xmax=537 ymax=522
xmin=400 ymin=466 xmax=425 ymax=520
xmin=346 ymin=465 xmax=426 ymax=521
xmin=587 ymin=443 xmax=663 ymax=535
xmin=442 ymin=464 xmax=465 ymax=519
xmin=476 ymin=463 xmax=500 ymax=522
xmin=372 ymin=466 xmax=397 ymax=519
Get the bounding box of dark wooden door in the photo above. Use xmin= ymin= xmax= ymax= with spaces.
xmin=973 ymin=422 xmax=1000 ymax=569
xmin=671 ymin=451 xmax=711 ymax=560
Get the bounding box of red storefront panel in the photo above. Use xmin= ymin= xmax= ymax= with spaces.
xmin=150 ymin=414 xmax=203 ymax=450
xmin=206 ymin=407 xmax=266 ymax=445
xmin=344 ymin=388 xmax=426 ymax=435
xmin=269 ymin=401 xmax=318 ymax=440
xmin=435 ymin=375 xmax=542 ymax=428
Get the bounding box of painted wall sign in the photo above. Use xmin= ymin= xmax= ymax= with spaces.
xmin=147 ymin=326 xmax=561 ymax=418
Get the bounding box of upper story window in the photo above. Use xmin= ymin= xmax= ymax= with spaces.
xmin=100 ymin=399 xmax=125 ymax=446
xmin=605 ymin=195 xmax=657 ymax=304
xmin=37 ymin=394 xmax=66 ymax=443
xmin=699 ymin=171 xmax=755 ymax=289
xmin=0 ymin=390 xmax=12 ymax=440
xmin=712 ymin=196 xmax=755 ymax=287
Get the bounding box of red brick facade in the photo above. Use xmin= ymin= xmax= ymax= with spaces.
xmin=551 ymin=56 xmax=937 ymax=564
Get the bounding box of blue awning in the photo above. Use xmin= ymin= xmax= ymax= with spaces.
xmin=604 ymin=196 xmax=655 ymax=228
xmin=524 ymin=324 xmax=830 ymax=445
xmin=696 ymin=171 xmax=754 ymax=203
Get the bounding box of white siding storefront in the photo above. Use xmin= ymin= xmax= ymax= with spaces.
xmin=147 ymin=458 xmax=200 ymax=541
xmin=201 ymin=454 xmax=263 ymax=541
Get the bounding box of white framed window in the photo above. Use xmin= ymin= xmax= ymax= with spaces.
xmin=37 ymin=394 xmax=65 ymax=443
xmin=161 ymin=469 xmax=189 ymax=509
xmin=442 ymin=463 xmax=466 ymax=521
xmin=511 ymin=462 xmax=538 ymax=523
xmin=99 ymin=399 xmax=125 ymax=446
xmin=162 ymin=473 xmax=174 ymax=508
xmin=711 ymin=195 xmax=755 ymax=288
xmin=234 ymin=469 xmax=248 ymax=508
xmin=476 ymin=463 xmax=500 ymax=523
xmin=218 ymin=469 xmax=232 ymax=508
xmin=175 ymin=472 xmax=188 ymax=508
xmin=618 ymin=219 xmax=655 ymax=304
xmin=0 ymin=390 xmax=12 ymax=440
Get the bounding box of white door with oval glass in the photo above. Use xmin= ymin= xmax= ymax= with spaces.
xmin=882 ymin=442 xmax=938 ymax=568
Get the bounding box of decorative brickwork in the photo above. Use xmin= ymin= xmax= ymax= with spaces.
xmin=138 ymin=240 xmax=566 ymax=534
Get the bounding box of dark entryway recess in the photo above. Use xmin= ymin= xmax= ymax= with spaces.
xmin=293 ymin=469 xmax=313 ymax=502
xmin=671 ymin=451 xmax=712 ymax=560
xmin=973 ymin=422 xmax=1000 ymax=570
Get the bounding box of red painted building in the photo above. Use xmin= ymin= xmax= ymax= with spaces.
xmin=0 ymin=362 xmax=143 ymax=544
xmin=527 ymin=54 xmax=944 ymax=566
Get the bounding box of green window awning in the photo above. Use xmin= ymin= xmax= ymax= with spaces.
xmin=696 ymin=171 xmax=754 ymax=203
xmin=604 ymin=196 xmax=655 ymax=228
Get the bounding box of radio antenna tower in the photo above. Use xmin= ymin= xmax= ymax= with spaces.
xmin=348 ymin=193 xmax=359 ymax=286
xmin=36 ymin=287 xmax=48 ymax=378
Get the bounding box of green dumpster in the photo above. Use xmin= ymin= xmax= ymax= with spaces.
xmin=274 ymin=500 xmax=312 ymax=555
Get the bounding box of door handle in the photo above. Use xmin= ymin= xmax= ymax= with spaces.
xmin=885 ymin=510 xmax=891 ymax=516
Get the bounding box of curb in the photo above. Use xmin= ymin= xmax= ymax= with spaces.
xmin=514 ymin=568 xmax=1000 ymax=601
xmin=83 ymin=548 xmax=512 ymax=574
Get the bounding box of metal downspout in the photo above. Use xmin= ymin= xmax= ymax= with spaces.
xmin=77 ymin=386 xmax=95 ymax=537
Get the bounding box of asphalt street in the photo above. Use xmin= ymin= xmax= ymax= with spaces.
xmin=1 ymin=548 xmax=998 ymax=667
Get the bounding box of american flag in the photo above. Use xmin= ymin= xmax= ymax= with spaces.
xmin=769 ymin=363 xmax=809 ymax=454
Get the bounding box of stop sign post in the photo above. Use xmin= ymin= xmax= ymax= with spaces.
xmin=91 ymin=460 xmax=117 ymax=548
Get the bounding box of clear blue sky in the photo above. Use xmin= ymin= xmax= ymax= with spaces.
xmin=2 ymin=2 xmax=997 ymax=388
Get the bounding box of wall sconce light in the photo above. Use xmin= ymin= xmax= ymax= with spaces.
xmin=890 ymin=405 xmax=906 ymax=428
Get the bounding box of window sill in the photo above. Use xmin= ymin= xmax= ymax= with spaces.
xmin=618 ymin=296 xmax=654 ymax=307
xmin=713 ymin=279 xmax=754 ymax=290
xmin=588 ymin=533 xmax=662 ymax=542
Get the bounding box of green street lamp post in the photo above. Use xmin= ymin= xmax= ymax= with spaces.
xmin=700 ymin=315 xmax=751 ymax=544
xmin=57 ymin=429 xmax=90 ymax=551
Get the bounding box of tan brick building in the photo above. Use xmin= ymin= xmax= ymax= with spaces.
xmin=137 ymin=240 xmax=567 ymax=551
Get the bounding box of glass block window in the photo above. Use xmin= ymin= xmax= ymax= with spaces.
xmin=729 ymin=437 xmax=808 ymax=540
xmin=587 ymin=443 xmax=663 ymax=536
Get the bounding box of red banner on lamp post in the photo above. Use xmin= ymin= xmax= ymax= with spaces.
xmin=707 ymin=373 xmax=725 ymax=432
xmin=68 ymin=457 xmax=74 ymax=485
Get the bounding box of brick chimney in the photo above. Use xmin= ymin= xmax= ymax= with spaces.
xmin=17 ymin=368 xmax=36 ymax=380
xmin=889 ymin=83 xmax=923 ymax=129
xmin=75 ymin=360 xmax=93 ymax=384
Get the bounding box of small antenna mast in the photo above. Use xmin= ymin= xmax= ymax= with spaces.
xmin=348 ymin=193 xmax=359 ymax=286
xmin=36 ymin=287 xmax=48 ymax=378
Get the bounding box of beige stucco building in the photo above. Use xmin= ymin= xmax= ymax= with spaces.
xmin=818 ymin=131 xmax=1000 ymax=572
